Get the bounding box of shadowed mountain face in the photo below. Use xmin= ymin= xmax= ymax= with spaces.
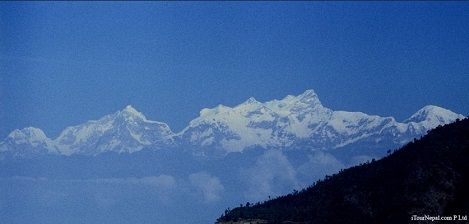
xmin=217 ymin=118 xmax=469 ymax=224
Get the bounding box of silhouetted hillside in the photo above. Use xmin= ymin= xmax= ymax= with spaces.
xmin=217 ymin=118 xmax=469 ymax=224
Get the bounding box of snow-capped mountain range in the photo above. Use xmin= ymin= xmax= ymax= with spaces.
xmin=0 ymin=89 xmax=465 ymax=156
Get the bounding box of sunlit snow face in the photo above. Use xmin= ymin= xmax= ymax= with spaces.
xmin=0 ymin=90 xmax=465 ymax=156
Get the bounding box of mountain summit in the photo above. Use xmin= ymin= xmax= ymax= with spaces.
xmin=121 ymin=105 xmax=148 ymax=120
xmin=405 ymin=105 xmax=462 ymax=125
xmin=1 ymin=106 xmax=174 ymax=156
xmin=0 ymin=127 xmax=56 ymax=156
xmin=180 ymin=90 xmax=464 ymax=154
xmin=0 ymin=90 xmax=465 ymax=156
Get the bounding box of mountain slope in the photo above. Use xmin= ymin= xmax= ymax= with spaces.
xmin=0 ymin=105 xmax=175 ymax=156
xmin=179 ymin=89 xmax=464 ymax=154
xmin=217 ymin=118 xmax=469 ymax=224
xmin=55 ymin=105 xmax=174 ymax=155
xmin=0 ymin=89 xmax=465 ymax=156
xmin=0 ymin=127 xmax=57 ymax=156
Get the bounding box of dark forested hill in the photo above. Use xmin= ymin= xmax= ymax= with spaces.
xmin=217 ymin=118 xmax=469 ymax=224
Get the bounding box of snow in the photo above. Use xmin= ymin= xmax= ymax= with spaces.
xmin=0 ymin=127 xmax=58 ymax=154
xmin=405 ymin=105 xmax=465 ymax=127
xmin=1 ymin=91 xmax=465 ymax=156
xmin=129 ymin=131 xmax=151 ymax=145
xmin=8 ymin=127 xmax=48 ymax=143
xmin=122 ymin=105 xmax=145 ymax=118
xmin=180 ymin=90 xmax=464 ymax=153
xmin=333 ymin=133 xmax=373 ymax=148
xmin=5 ymin=127 xmax=52 ymax=148
xmin=243 ymin=97 xmax=260 ymax=105
xmin=3 ymin=105 xmax=175 ymax=156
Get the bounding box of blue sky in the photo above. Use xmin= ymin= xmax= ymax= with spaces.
xmin=1 ymin=2 xmax=468 ymax=139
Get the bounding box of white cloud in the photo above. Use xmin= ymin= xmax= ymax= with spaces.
xmin=297 ymin=151 xmax=345 ymax=186
xmin=189 ymin=172 xmax=224 ymax=203
xmin=242 ymin=150 xmax=299 ymax=201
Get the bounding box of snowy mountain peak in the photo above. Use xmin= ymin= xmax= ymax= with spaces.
xmin=199 ymin=104 xmax=232 ymax=118
xmin=119 ymin=105 xmax=148 ymax=121
xmin=1 ymin=90 xmax=465 ymax=156
xmin=50 ymin=105 xmax=175 ymax=155
xmin=181 ymin=90 xmax=464 ymax=153
xmin=6 ymin=127 xmax=49 ymax=144
xmin=405 ymin=105 xmax=464 ymax=124
xmin=297 ymin=89 xmax=321 ymax=104
xmin=298 ymin=89 xmax=317 ymax=98
xmin=270 ymin=89 xmax=323 ymax=112
xmin=123 ymin=104 xmax=138 ymax=113
xmin=0 ymin=127 xmax=55 ymax=154
xmin=243 ymin=97 xmax=260 ymax=105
